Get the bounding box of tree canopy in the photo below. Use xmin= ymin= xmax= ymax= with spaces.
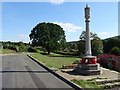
xmin=91 ymin=36 xmax=103 ymax=55
xmin=78 ymin=31 xmax=103 ymax=56
xmin=29 ymin=22 xmax=66 ymax=54
xmin=79 ymin=31 xmax=97 ymax=41
xmin=103 ymin=38 xmax=120 ymax=53
xmin=110 ymin=47 xmax=120 ymax=56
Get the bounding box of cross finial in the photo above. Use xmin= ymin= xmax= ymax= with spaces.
xmin=86 ymin=4 xmax=89 ymax=8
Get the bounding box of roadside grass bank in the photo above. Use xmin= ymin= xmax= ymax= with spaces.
xmin=71 ymin=77 xmax=120 ymax=89
xmin=30 ymin=52 xmax=80 ymax=69
xmin=0 ymin=48 xmax=16 ymax=54
xmin=71 ymin=79 xmax=102 ymax=90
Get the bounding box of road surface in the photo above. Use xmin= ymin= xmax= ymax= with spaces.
xmin=1 ymin=54 xmax=74 ymax=89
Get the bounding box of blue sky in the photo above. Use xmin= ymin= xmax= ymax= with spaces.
xmin=2 ymin=1 xmax=118 ymax=43
xmin=118 ymin=1 xmax=120 ymax=35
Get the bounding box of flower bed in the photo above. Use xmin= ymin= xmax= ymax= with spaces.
xmin=61 ymin=64 xmax=77 ymax=69
xmin=97 ymin=54 xmax=120 ymax=72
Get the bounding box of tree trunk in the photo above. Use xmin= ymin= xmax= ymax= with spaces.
xmin=48 ymin=50 xmax=50 ymax=55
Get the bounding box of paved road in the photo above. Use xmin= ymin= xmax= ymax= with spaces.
xmin=1 ymin=54 xmax=74 ymax=89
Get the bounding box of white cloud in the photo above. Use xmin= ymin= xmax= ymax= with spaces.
xmin=18 ymin=34 xmax=26 ymax=39
xmin=97 ymin=32 xmax=110 ymax=39
xmin=50 ymin=0 xmax=64 ymax=4
xmin=98 ymin=32 xmax=109 ymax=35
xmin=53 ymin=22 xmax=83 ymax=32
xmin=18 ymin=34 xmax=29 ymax=42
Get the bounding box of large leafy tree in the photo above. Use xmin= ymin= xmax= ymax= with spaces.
xmin=78 ymin=40 xmax=85 ymax=55
xmin=91 ymin=37 xmax=103 ymax=55
xmin=78 ymin=31 xmax=103 ymax=56
xmin=29 ymin=22 xmax=66 ymax=54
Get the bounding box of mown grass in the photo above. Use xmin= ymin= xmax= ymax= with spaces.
xmin=0 ymin=48 xmax=16 ymax=54
xmin=71 ymin=79 xmax=102 ymax=90
xmin=0 ymin=49 xmax=2 ymax=54
xmin=30 ymin=52 xmax=80 ymax=69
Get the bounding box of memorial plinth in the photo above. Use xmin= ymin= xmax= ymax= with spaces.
xmin=75 ymin=56 xmax=101 ymax=75
xmin=75 ymin=5 xmax=101 ymax=75
xmin=75 ymin=63 xmax=101 ymax=75
xmin=81 ymin=56 xmax=97 ymax=64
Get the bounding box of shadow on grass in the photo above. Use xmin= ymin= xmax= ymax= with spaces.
xmin=40 ymin=52 xmax=48 ymax=55
xmin=40 ymin=52 xmax=80 ymax=58
xmin=49 ymin=55 xmax=80 ymax=58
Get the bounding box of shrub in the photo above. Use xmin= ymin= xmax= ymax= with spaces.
xmin=72 ymin=60 xmax=80 ymax=64
xmin=18 ymin=45 xmax=27 ymax=52
xmin=110 ymin=47 xmax=120 ymax=56
xmin=33 ymin=48 xmax=41 ymax=53
xmin=97 ymin=54 xmax=118 ymax=69
xmin=28 ymin=47 xmax=37 ymax=52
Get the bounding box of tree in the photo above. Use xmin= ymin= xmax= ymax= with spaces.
xmin=29 ymin=22 xmax=66 ymax=54
xmin=79 ymin=31 xmax=103 ymax=56
xmin=66 ymin=42 xmax=78 ymax=51
xmin=91 ymin=37 xmax=103 ymax=55
xmin=110 ymin=47 xmax=120 ymax=56
xmin=78 ymin=40 xmax=85 ymax=55
xmin=103 ymin=38 xmax=120 ymax=53
xmin=79 ymin=31 xmax=97 ymax=41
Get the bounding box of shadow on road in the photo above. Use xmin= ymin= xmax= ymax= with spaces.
xmin=1 ymin=71 xmax=49 ymax=73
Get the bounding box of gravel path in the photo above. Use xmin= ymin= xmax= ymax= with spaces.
xmin=56 ymin=67 xmax=120 ymax=81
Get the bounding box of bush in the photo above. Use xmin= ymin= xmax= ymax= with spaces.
xmin=97 ymin=54 xmax=118 ymax=69
xmin=110 ymin=47 xmax=120 ymax=56
xmin=72 ymin=60 xmax=80 ymax=64
xmin=18 ymin=46 xmax=26 ymax=52
xmin=28 ymin=47 xmax=37 ymax=52
xmin=33 ymin=48 xmax=41 ymax=53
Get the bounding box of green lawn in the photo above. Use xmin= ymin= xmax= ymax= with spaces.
xmin=0 ymin=48 xmax=16 ymax=54
xmin=30 ymin=52 xmax=80 ymax=69
xmin=0 ymin=49 xmax=2 ymax=54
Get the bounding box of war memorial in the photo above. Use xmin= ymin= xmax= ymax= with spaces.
xmin=75 ymin=5 xmax=101 ymax=75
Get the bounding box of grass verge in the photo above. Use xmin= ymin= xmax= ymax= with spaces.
xmin=0 ymin=48 xmax=16 ymax=54
xmin=71 ymin=79 xmax=102 ymax=90
xmin=30 ymin=52 xmax=80 ymax=69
